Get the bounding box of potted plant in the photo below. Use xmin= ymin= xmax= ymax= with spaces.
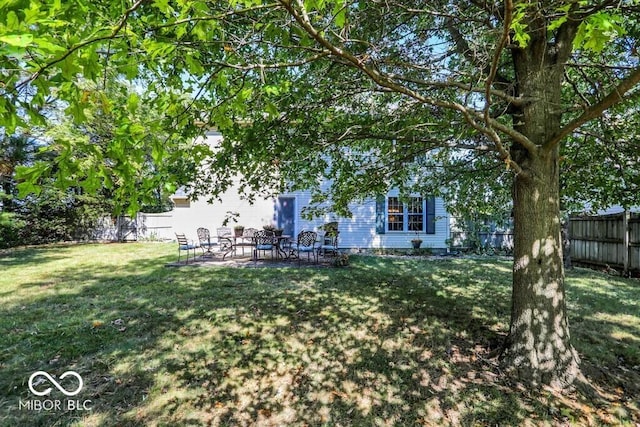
xmin=411 ymin=232 xmax=423 ymax=249
xmin=273 ymin=227 xmax=284 ymax=237
xmin=233 ymin=225 xmax=245 ymax=237
xmin=263 ymin=224 xmax=276 ymax=233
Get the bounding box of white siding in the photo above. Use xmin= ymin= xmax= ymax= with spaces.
xmin=149 ymin=131 xmax=451 ymax=248
xmin=139 ymin=131 xmax=276 ymax=242
xmin=139 ymin=191 xmax=276 ymax=242
xmin=284 ymin=190 xmax=450 ymax=249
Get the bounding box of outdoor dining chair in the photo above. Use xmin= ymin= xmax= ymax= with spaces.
xmin=216 ymin=226 xmax=234 ymax=255
xmin=175 ymin=233 xmax=199 ymax=264
xmin=292 ymin=230 xmax=320 ymax=265
xmin=236 ymin=227 xmax=257 ymax=256
xmin=216 ymin=226 xmax=232 ymax=239
xmin=197 ymin=227 xmax=217 ymax=257
xmin=319 ymin=230 xmax=340 ymax=257
xmin=252 ymin=229 xmax=275 ymax=262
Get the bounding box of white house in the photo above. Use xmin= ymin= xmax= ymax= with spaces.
xmin=139 ymin=130 xmax=451 ymax=250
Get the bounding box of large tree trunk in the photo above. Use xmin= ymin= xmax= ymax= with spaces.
xmin=502 ymin=147 xmax=581 ymax=387
xmin=501 ymin=40 xmax=582 ymax=388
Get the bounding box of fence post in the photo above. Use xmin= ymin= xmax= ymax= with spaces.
xmin=563 ymin=218 xmax=571 ymax=269
xmin=623 ymin=209 xmax=630 ymax=275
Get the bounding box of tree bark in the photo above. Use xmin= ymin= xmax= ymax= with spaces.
xmin=502 ymin=147 xmax=581 ymax=387
xmin=501 ymin=38 xmax=582 ymax=388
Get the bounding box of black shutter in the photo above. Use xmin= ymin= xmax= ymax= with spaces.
xmin=426 ymin=196 xmax=436 ymax=234
xmin=375 ymin=196 xmax=386 ymax=234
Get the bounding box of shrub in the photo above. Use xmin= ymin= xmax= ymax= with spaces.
xmin=333 ymin=252 xmax=350 ymax=267
xmin=0 ymin=212 xmax=26 ymax=249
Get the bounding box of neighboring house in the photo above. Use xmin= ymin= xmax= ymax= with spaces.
xmin=138 ymin=130 xmax=451 ymax=250
xmin=580 ymin=205 xmax=640 ymax=216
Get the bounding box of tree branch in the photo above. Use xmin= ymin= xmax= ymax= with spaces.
xmin=16 ymin=0 xmax=148 ymax=91
xmin=279 ymin=0 xmax=532 ymax=176
xmin=391 ymin=75 xmax=529 ymax=107
xmin=547 ymin=66 xmax=640 ymax=149
xmin=485 ymin=0 xmax=512 ymax=124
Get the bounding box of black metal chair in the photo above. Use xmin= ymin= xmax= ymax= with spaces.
xmin=175 ymin=233 xmax=199 ymax=264
xmin=252 ymin=229 xmax=275 ymax=262
xmin=292 ymin=230 xmax=320 ymax=265
xmin=319 ymin=230 xmax=339 ymax=257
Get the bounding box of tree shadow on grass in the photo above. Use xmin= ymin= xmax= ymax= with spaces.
xmin=0 ymin=243 xmax=102 ymax=266
xmin=149 ymin=274 xmax=527 ymax=426
xmin=0 ymin=249 xmax=637 ymax=426
xmin=565 ymin=268 xmax=640 ymax=412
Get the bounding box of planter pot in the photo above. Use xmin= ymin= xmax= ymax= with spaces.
xmin=234 ymin=228 xmax=244 ymax=237
xmin=411 ymin=240 xmax=422 ymax=249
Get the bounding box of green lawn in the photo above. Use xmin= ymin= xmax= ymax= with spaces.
xmin=0 ymin=243 xmax=638 ymax=426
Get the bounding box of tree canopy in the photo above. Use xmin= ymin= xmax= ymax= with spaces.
xmin=2 ymin=0 xmax=637 ymax=214
xmin=2 ymin=0 xmax=640 ymax=388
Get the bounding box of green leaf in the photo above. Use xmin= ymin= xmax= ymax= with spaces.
xmin=573 ymin=12 xmax=626 ymax=53
xmin=142 ymin=39 xmax=177 ymax=58
xmin=33 ymin=37 xmax=67 ymax=53
xmin=548 ymin=4 xmax=571 ymax=33
xmin=264 ymin=85 xmax=280 ymax=96
xmin=127 ymin=93 xmax=140 ymax=114
xmin=15 ymin=162 xmax=50 ymax=197
xmin=512 ymin=22 xmax=530 ymax=48
xmin=82 ymin=167 xmax=101 ymax=193
xmin=547 ymin=15 xmax=567 ymax=33
xmin=152 ymin=0 xmax=174 ymax=15
xmin=6 ymin=10 xmax=19 ymax=29
xmin=0 ymin=33 xmax=33 ymax=47
xmin=184 ymin=54 xmax=205 ymax=75
xmin=122 ymin=61 xmax=139 ymax=79
xmin=164 ymin=182 xmax=177 ymax=194
xmin=16 ymin=181 xmax=41 ymax=197
xmin=65 ymin=102 xmax=87 ymax=123
xmin=510 ymin=5 xmax=530 ymax=48
xmin=333 ymin=2 xmax=346 ymax=28
xmin=265 ymin=102 xmax=278 ymax=118
xmin=60 ymin=55 xmax=81 ymax=79
xmin=128 ymin=123 xmax=146 ymax=137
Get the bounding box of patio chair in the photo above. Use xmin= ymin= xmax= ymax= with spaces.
xmin=175 ymin=233 xmax=199 ymax=264
xmin=292 ymin=230 xmax=320 ymax=265
xmin=319 ymin=230 xmax=340 ymax=257
xmin=236 ymin=227 xmax=257 ymax=256
xmin=252 ymin=229 xmax=275 ymax=262
xmin=216 ymin=226 xmax=234 ymax=257
xmin=197 ymin=227 xmax=217 ymax=257
xmin=216 ymin=226 xmax=232 ymax=240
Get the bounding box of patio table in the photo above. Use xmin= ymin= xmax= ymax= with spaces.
xmin=219 ymin=235 xmax=236 ymax=260
xmin=275 ymin=235 xmax=293 ymax=259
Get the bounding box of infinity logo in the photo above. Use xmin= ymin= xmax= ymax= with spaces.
xmin=28 ymin=371 xmax=83 ymax=397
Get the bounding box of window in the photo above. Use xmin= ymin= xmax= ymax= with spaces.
xmin=387 ymin=197 xmax=404 ymax=231
xmin=172 ymin=196 xmax=191 ymax=208
xmin=381 ymin=196 xmax=435 ymax=234
xmin=408 ymin=197 xmax=424 ymax=231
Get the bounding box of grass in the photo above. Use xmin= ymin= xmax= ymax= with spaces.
xmin=0 ymin=243 xmax=638 ymax=426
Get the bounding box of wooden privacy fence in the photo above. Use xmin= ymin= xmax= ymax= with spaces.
xmin=569 ymin=211 xmax=640 ymax=273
